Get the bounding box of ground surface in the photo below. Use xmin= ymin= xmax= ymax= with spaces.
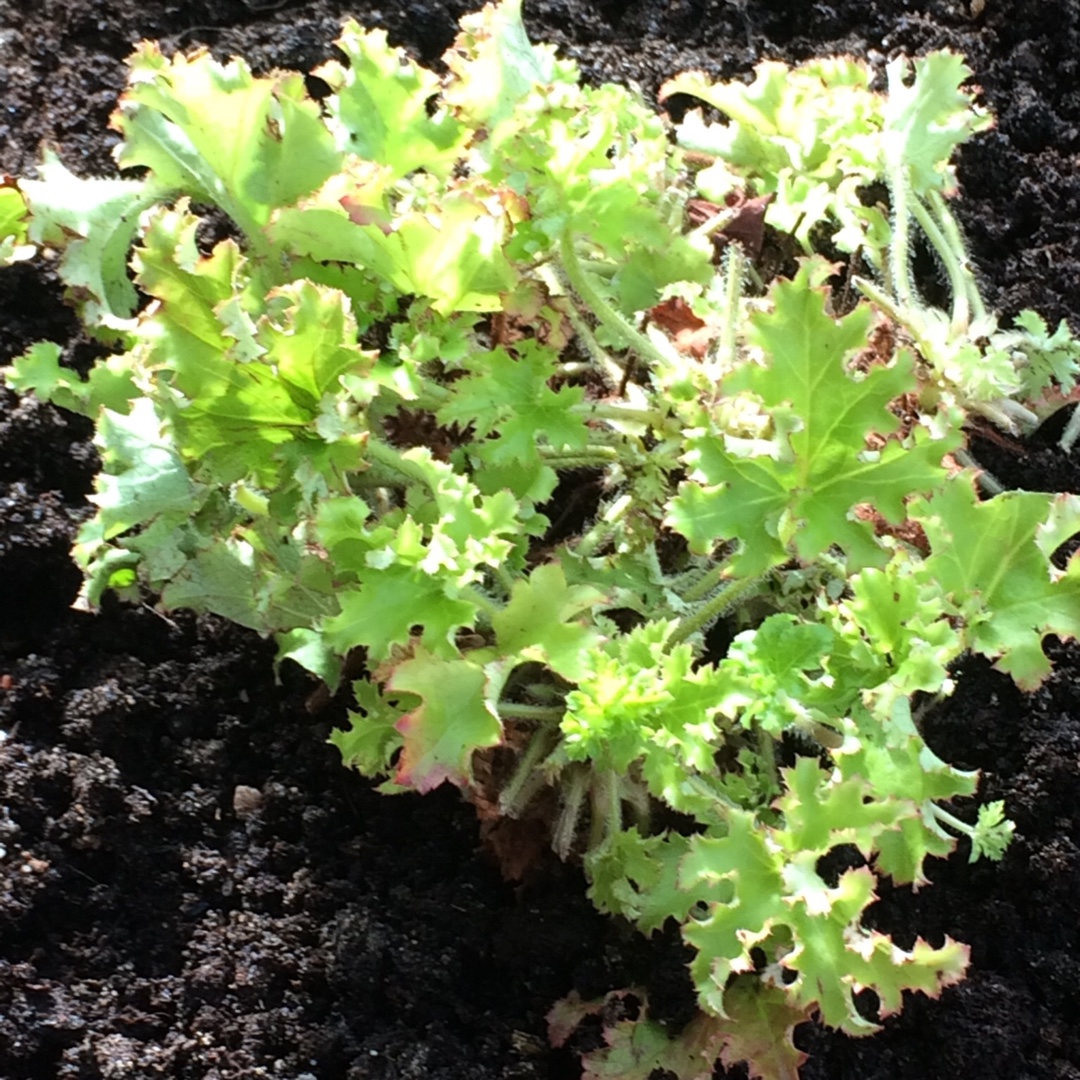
xmin=1 ymin=0 xmax=1080 ymax=1077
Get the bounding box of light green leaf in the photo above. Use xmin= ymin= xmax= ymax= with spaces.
xmin=131 ymin=203 xmax=328 ymax=484
xmin=159 ymin=539 xmax=262 ymax=629
xmin=273 ymin=183 xmax=518 ymax=314
xmin=971 ymin=801 xmax=1016 ymax=862
xmin=668 ymin=268 xmax=957 ymax=571
xmin=274 ymin=627 xmax=342 ymax=691
xmin=665 ymin=58 xmax=880 ymax=250
xmin=716 ymin=615 xmax=837 ymax=738
xmin=562 ymin=621 xmax=726 ymax=777
xmin=314 ymin=495 xmax=374 ymax=569
xmin=90 ymin=399 xmax=197 ymax=539
xmin=775 ymin=757 xmax=904 ymax=858
xmin=586 ymin=829 xmax=713 ymax=933
xmin=322 ymin=566 xmax=479 ymax=661
xmin=681 ymin=813 xmax=786 ymax=1016
xmin=258 ymin=280 xmax=374 ymax=406
xmin=315 ymin=22 xmax=467 ymax=178
xmin=388 ymin=649 xmax=503 ymax=792
xmin=883 ymin=53 xmax=991 ymax=196
xmin=0 ymin=180 xmax=33 ymax=265
xmin=113 ymin=43 xmax=341 ymax=236
xmin=18 ymin=151 xmax=159 ymax=325
xmin=913 ymin=480 xmax=1080 ymax=688
xmin=442 ymin=0 xmax=568 ymax=131
xmin=393 ymin=187 xmax=520 ymax=313
xmin=438 ymin=341 xmax=588 ymax=464
xmin=4 ymin=341 xmax=139 ymax=417
xmin=329 ymin=678 xmax=409 ymax=777
xmin=835 ymin=698 xmax=977 ymax=884
xmin=492 ymin=562 xmax=603 ymax=680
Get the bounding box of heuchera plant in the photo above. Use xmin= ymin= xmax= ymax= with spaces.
xmin=5 ymin=2 xmax=1080 ymax=1075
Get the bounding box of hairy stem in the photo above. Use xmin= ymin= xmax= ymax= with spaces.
xmin=717 ymin=242 xmax=744 ymax=375
xmin=553 ymin=764 xmax=590 ymax=859
xmin=757 ymin=727 xmax=780 ymax=795
xmin=496 ymin=702 xmax=567 ymax=722
xmin=930 ymin=190 xmax=989 ymax=326
xmin=459 ymin=584 xmax=501 ymax=622
xmin=680 ymin=560 xmax=733 ymax=604
xmin=573 ymin=400 xmax=666 ymax=427
xmin=363 ymin=436 xmax=431 ymax=483
xmin=886 ymin=163 xmax=916 ymax=311
xmin=909 ymin=194 xmax=970 ymax=335
xmin=576 ymin=493 xmax=633 ymax=558
xmin=558 ymin=231 xmax=674 ymax=371
xmin=498 ymin=724 xmax=559 ymax=819
xmin=539 ymin=445 xmax=621 ymax=468
xmin=668 ymin=570 xmax=772 ymax=648
xmin=539 ymin=265 xmax=628 ymax=388
xmin=589 ymin=768 xmax=623 ymax=852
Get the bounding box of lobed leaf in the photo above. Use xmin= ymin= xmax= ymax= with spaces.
xmin=914 ymin=479 xmax=1080 ymax=688
xmin=883 ymin=53 xmax=992 ymax=196
xmin=17 ymin=152 xmax=158 ymax=325
xmin=316 ymin=22 xmax=467 ymax=178
xmin=667 ymin=266 xmax=958 ymax=572
xmin=113 ymin=43 xmax=341 ymax=237
xmin=492 ymin=562 xmax=604 ymax=681
xmin=389 ymin=649 xmax=504 ymax=792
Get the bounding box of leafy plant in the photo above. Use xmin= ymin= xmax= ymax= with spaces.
xmin=0 ymin=177 xmax=33 ymax=267
xmin=4 ymin=2 xmax=1078 ymax=1075
xmin=664 ymin=54 xmax=1080 ymax=434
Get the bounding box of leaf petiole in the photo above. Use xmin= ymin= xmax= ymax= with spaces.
xmin=557 ymin=230 xmax=675 ymax=372
xmin=668 ymin=570 xmax=774 ymax=648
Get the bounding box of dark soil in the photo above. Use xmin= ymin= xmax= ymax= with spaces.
xmin=2 ymin=0 xmax=1080 ymax=1077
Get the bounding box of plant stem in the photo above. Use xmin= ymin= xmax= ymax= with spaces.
xmin=680 ymin=560 xmax=732 ymax=604
xmin=558 ymin=231 xmax=674 ymax=371
xmin=493 ymin=564 xmax=517 ymax=598
xmin=886 ymin=163 xmax=916 ymax=311
xmin=573 ymin=401 xmax=666 ymax=427
xmin=757 ymin=727 xmax=780 ymax=795
xmin=930 ymin=190 xmax=989 ymax=325
xmin=851 ymin=276 xmax=906 ymax=325
xmin=496 ymin=702 xmax=567 ymax=722
xmin=926 ymin=804 xmax=967 ymax=832
xmin=1060 ymin=405 xmax=1080 ymax=453
xmin=589 ymin=768 xmax=623 ymax=852
xmin=688 ymin=205 xmax=738 ymax=247
xmin=553 ymin=764 xmax=589 ymax=859
xmin=460 ymin=584 xmax=501 ymax=621
xmin=557 ymin=361 xmax=594 ymax=376
xmin=668 ymin=571 xmax=770 ymax=648
xmin=952 ymin=447 xmax=1006 ymax=495
xmin=718 ymin=243 xmax=744 ymax=375
xmin=539 ymin=265 xmax=629 ymax=387
xmin=498 ymin=725 xmax=558 ymax=819
xmin=539 ymin=445 xmax=620 ymax=468
xmin=363 ymin=436 xmax=429 ymax=483
xmin=909 ymin=194 xmax=970 ymax=335
xmin=576 ymin=493 xmax=633 ymax=558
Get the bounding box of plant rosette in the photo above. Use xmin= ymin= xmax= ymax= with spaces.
xmin=5 ymin=2 xmax=1079 ymax=1076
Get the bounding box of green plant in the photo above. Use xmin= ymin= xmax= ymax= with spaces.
xmin=5 ymin=3 xmax=1079 ymax=1075
xmin=0 ymin=178 xmax=32 ymax=267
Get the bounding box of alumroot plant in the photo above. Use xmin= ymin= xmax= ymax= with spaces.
xmin=3 ymin=3 xmax=1078 ymax=1076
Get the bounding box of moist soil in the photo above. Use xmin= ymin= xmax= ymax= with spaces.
xmin=1 ymin=0 xmax=1080 ymax=1077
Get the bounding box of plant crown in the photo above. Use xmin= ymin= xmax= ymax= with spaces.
xmin=5 ymin=2 xmax=1080 ymax=1075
